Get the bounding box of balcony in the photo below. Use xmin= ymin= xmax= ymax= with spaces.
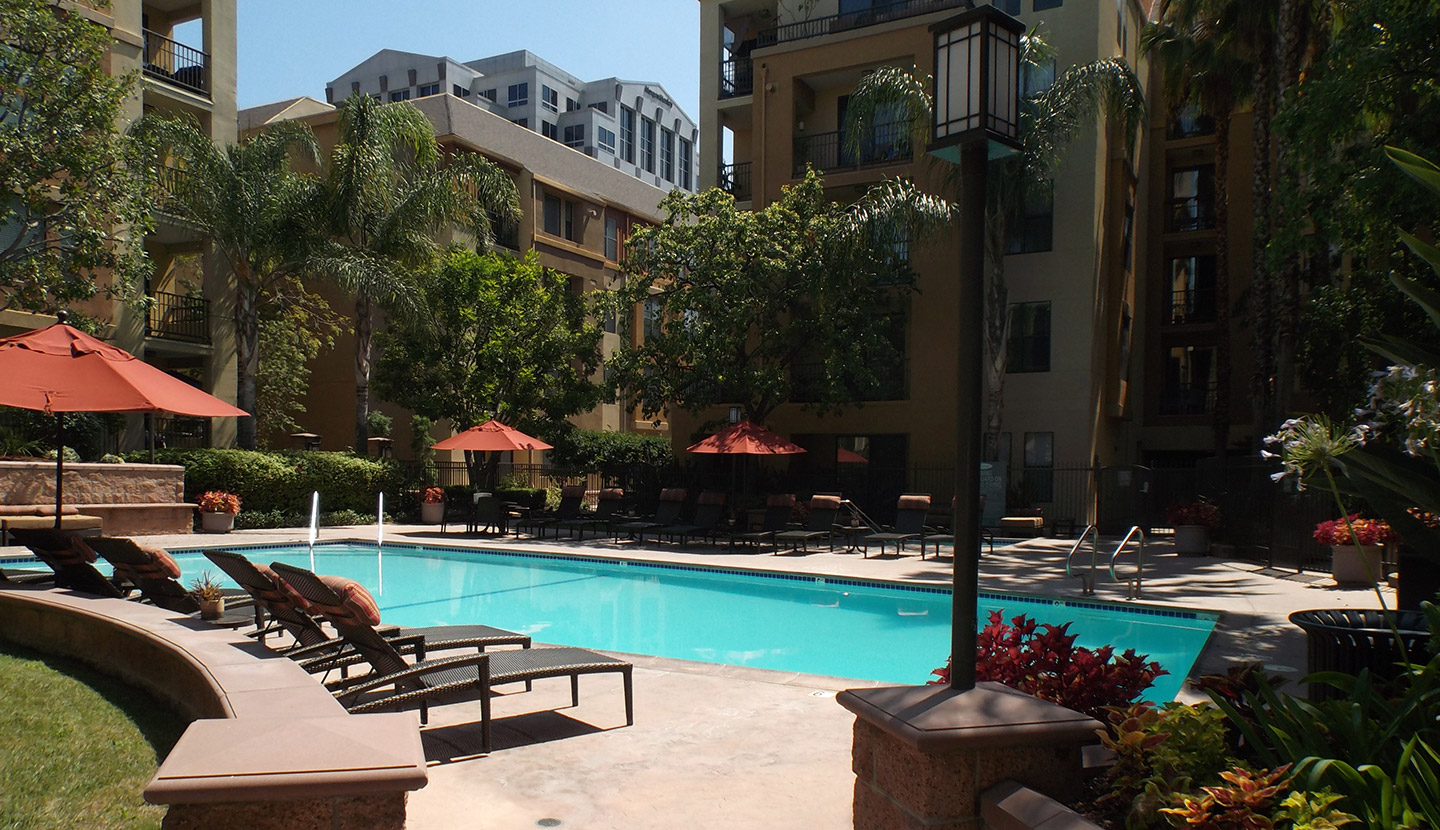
xmin=1168 ymin=197 xmax=1215 ymax=232
xmin=755 ymin=0 xmax=966 ymax=48
xmin=793 ymin=124 xmax=911 ymax=176
xmin=150 ymin=415 xmax=211 ymax=449
xmin=1168 ymin=106 xmax=1216 ymax=140
xmin=1159 ymin=381 xmax=1216 ymax=416
xmin=147 ymin=291 xmax=210 ymax=344
xmin=719 ymin=162 xmax=752 ymax=201
xmin=143 ymin=29 xmax=210 ymax=98
xmin=720 ymin=56 xmax=754 ymax=99
xmin=1166 ymin=288 xmax=1217 ymax=325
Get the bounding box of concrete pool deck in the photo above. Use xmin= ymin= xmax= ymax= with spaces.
xmin=2 ymin=526 xmax=1396 ymax=829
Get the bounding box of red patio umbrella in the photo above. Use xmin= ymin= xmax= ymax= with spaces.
xmin=430 ymin=419 xmax=554 ymax=452
xmin=686 ymin=420 xmax=806 ymax=456
xmin=0 ymin=319 xmax=249 ymax=527
xmin=837 ymin=446 xmax=869 ymax=464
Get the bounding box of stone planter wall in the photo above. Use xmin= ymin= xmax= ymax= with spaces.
xmin=0 ymin=460 xmax=193 ymax=535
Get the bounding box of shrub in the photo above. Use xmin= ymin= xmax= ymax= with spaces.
xmin=124 ymin=448 xmax=402 ymax=515
xmin=235 ymin=509 xmax=384 ymax=530
xmin=548 ymin=429 xmax=674 ymax=479
xmin=1166 ymin=501 xmax=1222 ymax=528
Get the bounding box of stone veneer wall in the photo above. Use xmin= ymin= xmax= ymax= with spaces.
xmin=0 ymin=460 xmax=192 ymax=535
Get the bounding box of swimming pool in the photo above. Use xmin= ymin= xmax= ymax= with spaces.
xmin=171 ymin=541 xmax=1215 ymax=701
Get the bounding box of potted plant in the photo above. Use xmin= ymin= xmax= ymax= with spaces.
xmin=1314 ymin=514 xmax=1395 ymax=585
xmin=419 ymin=486 xmax=445 ymax=524
xmin=1166 ymin=501 xmax=1221 ymax=555
xmin=190 ymin=571 xmax=226 ymax=619
xmin=197 ymin=490 xmax=241 ymax=533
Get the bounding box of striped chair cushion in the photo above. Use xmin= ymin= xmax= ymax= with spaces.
xmin=56 ymin=536 xmax=100 ymax=565
xmin=810 ymin=495 xmax=842 ymax=510
xmin=253 ymin=562 xmax=311 ymax=611
xmin=897 ymin=495 xmax=932 ymax=510
xmin=698 ymin=491 xmax=727 ymax=506
xmin=111 ymin=546 xmax=182 ymax=582
xmin=767 ymin=494 xmax=796 ymax=508
xmin=560 ymin=485 xmax=587 ymax=499
xmin=659 ymin=488 xmax=687 ymax=502
xmin=314 ymin=575 xmax=382 ymax=627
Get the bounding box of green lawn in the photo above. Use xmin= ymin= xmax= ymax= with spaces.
xmin=0 ymin=643 xmax=183 ymax=829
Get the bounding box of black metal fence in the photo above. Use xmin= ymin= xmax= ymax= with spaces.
xmin=793 ymin=124 xmax=912 ymax=176
xmin=143 ymin=29 xmax=209 ymax=97
xmin=755 ymin=0 xmax=966 ymax=47
xmin=147 ymin=291 xmax=210 ymax=343
xmin=720 ymin=56 xmax=753 ymax=98
xmin=719 ymin=162 xmax=752 ymax=201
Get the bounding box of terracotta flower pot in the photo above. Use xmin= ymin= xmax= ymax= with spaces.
xmin=1173 ymin=524 xmax=1211 ymax=556
xmin=200 ymin=511 xmax=235 ymax=533
xmin=420 ymin=501 xmax=444 ymax=524
xmin=1330 ymin=544 xmax=1384 ymax=586
xmin=198 ymin=597 xmax=225 ymax=620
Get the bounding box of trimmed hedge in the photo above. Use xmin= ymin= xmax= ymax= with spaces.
xmin=124 ymin=449 xmax=402 ymax=515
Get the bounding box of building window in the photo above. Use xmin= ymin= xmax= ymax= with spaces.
xmin=1169 ymin=166 xmax=1216 ymax=231
xmin=1169 ymin=104 xmax=1216 ymax=139
xmin=1122 ymin=200 xmax=1135 ymax=272
xmin=417 ymin=83 xmax=440 ymax=97
xmin=1007 ymin=302 xmax=1051 ymax=373
xmin=563 ymin=124 xmax=585 ymax=148
xmin=604 ymin=215 xmax=620 ymax=261
xmin=541 ymin=120 xmax=559 ymax=140
xmin=512 ymin=118 xmax=528 ymax=128
xmin=679 ymin=138 xmax=693 ymax=189
xmin=640 ymin=117 xmax=656 ymax=173
xmin=619 ymin=106 xmax=636 ymax=164
xmin=589 ymin=101 xmax=609 ymax=114
xmin=452 ymin=84 xmax=471 ymax=98
xmin=1022 ymin=432 xmax=1054 ymax=504
xmin=480 ymin=88 xmax=497 ymax=102
xmin=597 ymin=126 xmax=616 ymax=154
xmin=660 ymin=128 xmax=675 ymax=181
xmin=994 ymin=0 xmax=1020 ymax=12
xmin=643 ymin=297 xmax=663 ymax=340
xmin=508 ymin=82 xmax=528 ymax=107
xmin=1004 ymin=181 xmax=1054 ymax=255
xmin=566 ymin=97 xmax=579 ymax=112
xmin=541 ymin=84 xmax=558 ymax=113
xmin=1163 ymin=345 xmax=1217 ymax=415
xmin=389 ymin=89 xmax=411 ymax=102
xmin=543 ymin=193 xmax=575 ymax=241
xmin=1166 ymin=255 xmax=1217 ymax=324
xmin=1033 ymin=0 xmax=1063 ymax=9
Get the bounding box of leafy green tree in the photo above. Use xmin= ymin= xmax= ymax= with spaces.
xmin=317 ymin=94 xmax=521 ymax=452
xmin=372 ymin=249 xmax=602 ymax=487
xmin=605 ymin=169 xmax=948 ymax=426
xmin=844 ymin=34 xmax=1144 ymax=456
xmin=136 ymin=117 xmax=322 ymax=449
xmin=254 ymin=276 xmax=343 ymax=443
xmin=0 ymin=0 xmax=154 ymax=314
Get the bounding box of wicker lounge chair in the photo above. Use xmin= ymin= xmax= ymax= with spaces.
xmin=654 ymin=491 xmax=728 ymax=545
xmin=727 ymin=494 xmax=796 ymax=550
xmin=774 ymin=494 xmax=843 ymax=553
xmin=516 ymin=485 xmax=586 ymax=537
xmin=7 ymin=528 xmax=126 ymax=598
xmin=270 ymin=562 xmax=632 ymax=752
xmin=611 ymin=487 xmax=687 ymax=542
xmin=554 ymin=488 xmax=625 ymax=539
xmin=919 ymin=529 xmax=994 ymax=559
xmin=863 ymin=495 xmax=932 ymax=558
xmin=86 ymin=536 xmax=251 ymax=615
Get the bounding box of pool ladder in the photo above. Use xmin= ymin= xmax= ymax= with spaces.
xmin=1066 ymin=525 xmax=1145 ymax=599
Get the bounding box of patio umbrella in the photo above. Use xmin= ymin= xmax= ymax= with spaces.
xmin=431 ymin=419 xmax=553 ymax=490
xmin=837 ymin=447 xmax=869 ymax=464
xmin=685 ymin=420 xmax=806 ymax=456
xmin=0 ymin=319 xmax=249 ymax=527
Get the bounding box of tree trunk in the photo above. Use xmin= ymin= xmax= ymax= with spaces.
xmin=982 ymin=208 xmax=1009 ymax=462
xmin=1249 ymin=51 xmax=1276 ymax=439
xmin=1272 ymin=0 xmax=1306 ymax=421
xmin=234 ymin=271 xmax=259 ymax=450
xmin=1212 ymin=114 xmax=1232 ymax=457
xmin=353 ymin=292 xmax=374 ymax=453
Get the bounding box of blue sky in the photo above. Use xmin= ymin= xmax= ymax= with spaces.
xmin=230 ymin=0 xmax=702 ymax=119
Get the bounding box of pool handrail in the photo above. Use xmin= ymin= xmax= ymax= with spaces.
xmin=1065 ymin=525 xmax=1101 ymax=595
xmin=1109 ymin=526 xmax=1145 ymax=599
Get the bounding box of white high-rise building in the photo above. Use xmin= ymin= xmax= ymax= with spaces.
xmin=327 ymin=49 xmax=698 ymax=193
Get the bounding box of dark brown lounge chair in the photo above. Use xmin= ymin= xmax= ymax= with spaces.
xmin=611 ymin=487 xmax=686 ymax=542
xmin=774 ymin=494 xmax=843 ymax=553
xmin=86 ymin=536 xmax=251 ymax=615
xmin=7 ymin=528 xmax=125 ymax=598
xmin=863 ymin=495 xmax=931 ymax=557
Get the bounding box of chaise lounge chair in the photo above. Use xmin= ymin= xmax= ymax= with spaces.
xmin=610 ymin=487 xmax=686 ymax=542
xmin=515 ymin=485 xmax=586 ymax=538
xmin=270 ymin=562 xmax=632 ymax=752
xmin=553 ymin=488 xmax=625 ymax=540
xmin=654 ymin=491 xmax=727 ymax=546
xmin=727 ymin=494 xmax=796 ymax=551
xmin=86 ymin=536 xmax=251 ymax=615
xmin=7 ymin=528 xmax=126 ymax=598
xmin=773 ymin=494 xmax=843 ymax=553
xmin=863 ymin=495 xmax=932 ymax=558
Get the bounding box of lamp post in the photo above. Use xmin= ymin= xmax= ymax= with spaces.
xmin=928 ymin=4 xmax=1024 ymax=690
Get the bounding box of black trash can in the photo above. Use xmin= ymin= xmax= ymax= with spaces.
xmin=1289 ymin=609 xmax=1430 ymax=700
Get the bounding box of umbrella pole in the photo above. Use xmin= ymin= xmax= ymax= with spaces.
xmin=53 ymin=414 xmax=64 ymax=530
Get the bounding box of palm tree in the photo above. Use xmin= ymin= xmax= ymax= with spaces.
xmin=318 ymin=94 xmax=521 ymax=452
xmin=844 ymin=32 xmax=1145 ymax=456
xmin=136 ymin=117 xmax=322 ymax=449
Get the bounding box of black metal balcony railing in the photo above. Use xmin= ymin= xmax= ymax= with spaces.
xmin=150 ymin=415 xmax=211 ymax=449
xmin=155 ymin=163 xmax=189 ymax=212
xmin=755 ymin=0 xmax=966 ymax=48
xmin=147 ymin=291 xmax=210 ymax=343
xmin=1168 ymin=109 xmax=1216 ymax=140
xmin=719 ymin=162 xmax=752 ymax=201
xmin=1168 ymin=197 xmax=1215 ymax=232
xmin=142 ymin=29 xmax=210 ymax=97
xmin=790 ymin=361 xmax=908 ymax=403
xmin=1167 ymin=288 xmax=1217 ymax=324
xmin=1159 ymin=381 xmax=1217 ymax=416
xmin=793 ymin=124 xmax=912 ymax=176
xmin=720 ymin=56 xmax=754 ymax=98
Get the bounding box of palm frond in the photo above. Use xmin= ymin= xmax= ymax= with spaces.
xmin=1023 ymin=57 xmax=1146 ymax=180
xmin=840 ymin=177 xmax=955 ymax=239
xmin=843 ymin=65 xmax=933 ymax=159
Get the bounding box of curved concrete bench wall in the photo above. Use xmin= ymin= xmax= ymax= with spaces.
xmin=0 ymin=585 xmax=426 ymax=829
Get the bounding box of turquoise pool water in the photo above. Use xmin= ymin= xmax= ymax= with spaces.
xmin=172 ymin=541 xmax=1215 ymax=700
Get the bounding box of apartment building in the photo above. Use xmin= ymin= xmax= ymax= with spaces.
xmin=325 ymin=49 xmax=700 ymax=195
xmin=695 ymin=0 xmax=1152 ymax=519
xmin=0 ymin=0 xmax=240 ymax=451
xmin=240 ymin=89 xmax=673 ymax=454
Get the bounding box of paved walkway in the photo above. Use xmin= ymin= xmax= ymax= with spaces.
xmin=2 ymin=526 xmax=1396 ymax=830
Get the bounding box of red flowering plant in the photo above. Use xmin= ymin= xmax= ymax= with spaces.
xmin=1312 ymin=514 xmax=1396 ymax=546
xmin=196 ymin=490 xmax=241 ymax=514
xmin=928 ymin=611 xmax=1166 ymax=717
xmin=1166 ymin=501 xmax=1222 ymax=528
xmin=421 ymin=487 xmax=446 ymax=504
